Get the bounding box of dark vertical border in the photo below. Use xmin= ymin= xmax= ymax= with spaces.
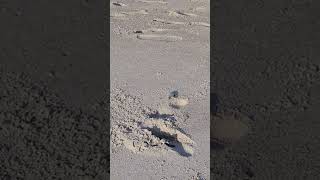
xmin=105 ymin=0 xmax=111 ymax=178
xmin=211 ymin=0 xmax=320 ymax=179
xmin=0 ymin=0 xmax=110 ymax=179
xmin=210 ymin=0 xmax=215 ymax=177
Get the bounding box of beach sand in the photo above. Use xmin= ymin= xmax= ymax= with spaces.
xmin=110 ymin=0 xmax=210 ymax=179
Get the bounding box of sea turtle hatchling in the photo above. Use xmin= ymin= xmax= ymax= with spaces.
xmin=168 ymin=90 xmax=189 ymax=109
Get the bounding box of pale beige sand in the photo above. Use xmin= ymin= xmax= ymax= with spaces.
xmin=111 ymin=0 xmax=210 ymax=179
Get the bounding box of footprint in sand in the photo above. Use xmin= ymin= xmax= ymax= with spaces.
xmin=211 ymin=110 xmax=250 ymax=150
xmin=137 ymin=34 xmax=182 ymax=42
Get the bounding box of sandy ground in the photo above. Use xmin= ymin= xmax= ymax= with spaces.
xmin=110 ymin=0 xmax=210 ymax=179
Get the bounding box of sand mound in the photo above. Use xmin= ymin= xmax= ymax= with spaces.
xmin=111 ymin=88 xmax=194 ymax=156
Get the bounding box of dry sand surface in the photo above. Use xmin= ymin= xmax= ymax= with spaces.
xmin=110 ymin=0 xmax=210 ymax=179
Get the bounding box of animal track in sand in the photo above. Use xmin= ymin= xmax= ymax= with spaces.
xmin=138 ymin=0 xmax=168 ymax=4
xmin=153 ymin=18 xmax=186 ymax=25
xmin=111 ymin=10 xmax=148 ymax=20
xmin=192 ymin=6 xmax=209 ymax=13
xmin=169 ymin=10 xmax=198 ymax=17
xmin=121 ymin=9 xmax=149 ymax=15
xmin=137 ymin=34 xmax=183 ymax=42
xmin=134 ymin=28 xmax=171 ymax=34
xmin=153 ymin=18 xmax=210 ymax=27
xmin=112 ymin=2 xmax=127 ymax=6
xmin=110 ymin=12 xmax=128 ymax=18
xmin=190 ymin=22 xmax=210 ymax=27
